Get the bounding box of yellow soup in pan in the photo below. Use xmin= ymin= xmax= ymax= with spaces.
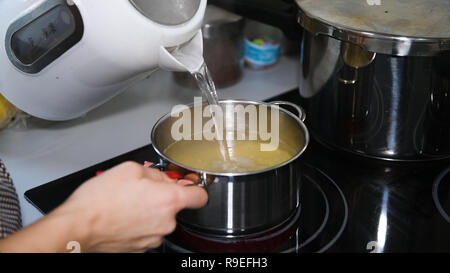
xmin=163 ymin=139 xmax=300 ymax=173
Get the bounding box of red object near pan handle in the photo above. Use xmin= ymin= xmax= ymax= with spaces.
xmin=164 ymin=171 xmax=184 ymax=180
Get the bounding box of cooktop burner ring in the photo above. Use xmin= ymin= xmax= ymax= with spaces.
xmin=433 ymin=167 xmax=450 ymax=224
xmin=282 ymin=165 xmax=348 ymax=253
xmin=296 ymin=173 xmax=329 ymax=249
xmin=311 ymin=167 xmax=348 ymax=253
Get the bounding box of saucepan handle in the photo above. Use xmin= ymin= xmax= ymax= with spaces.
xmin=148 ymin=161 xmax=166 ymax=171
xmin=270 ymin=101 xmax=306 ymax=122
xmin=149 ymin=161 xmax=207 ymax=188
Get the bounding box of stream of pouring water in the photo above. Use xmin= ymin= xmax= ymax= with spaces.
xmin=192 ymin=63 xmax=219 ymax=106
xmin=191 ymin=62 xmax=231 ymax=162
xmin=168 ymin=40 xmax=233 ymax=163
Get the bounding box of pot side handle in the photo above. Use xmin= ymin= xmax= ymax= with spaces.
xmin=270 ymin=101 xmax=306 ymax=122
xmin=149 ymin=161 xmax=208 ymax=188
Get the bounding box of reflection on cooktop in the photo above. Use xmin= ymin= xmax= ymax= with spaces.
xmin=292 ymin=165 xmax=348 ymax=253
xmin=304 ymin=139 xmax=450 ymax=253
xmin=433 ymin=168 xmax=450 ymax=224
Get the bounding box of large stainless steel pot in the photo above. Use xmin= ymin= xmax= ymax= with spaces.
xmin=299 ymin=32 xmax=450 ymax=161
xmin=296 ymin=0 xmax=450 ymax=161
xmin=211 ymin=0 xmax=450 ymax=161
xmin=151 ymin=100 xmax=309 ymax=236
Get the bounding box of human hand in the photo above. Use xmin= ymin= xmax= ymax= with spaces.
xmin=58 ymin=161 xmax=208 ymax=253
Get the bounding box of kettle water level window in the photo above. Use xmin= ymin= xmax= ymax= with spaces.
xmin=6 ymin=0 xmax=84 ymax=74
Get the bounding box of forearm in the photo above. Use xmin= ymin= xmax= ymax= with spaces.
xmin=0 ymin=205 xmax=88 ymax=253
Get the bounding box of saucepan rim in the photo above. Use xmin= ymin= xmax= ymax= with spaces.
xmin=150 ymin=99 xmax=310 ymax=177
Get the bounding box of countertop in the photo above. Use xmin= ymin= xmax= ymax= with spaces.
xmin=0 ymin=56 xmax=299 ymax=226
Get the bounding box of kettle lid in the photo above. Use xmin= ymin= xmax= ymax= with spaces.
xmin=130 ymin=0 xmax=201 ymax=25
xmin=296 ymin=0 xmax=450 ymax=56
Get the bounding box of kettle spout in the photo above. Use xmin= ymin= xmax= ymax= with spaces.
xmin=158 ymin=30 xmax=204 ymax=73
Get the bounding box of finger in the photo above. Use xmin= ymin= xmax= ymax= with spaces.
xmin=143 ymin=161 xmax=153 ymax=168
xmin=104 ymin=161 xmax=147 ymax=181
xmin=142 ymin=162 xmax=180 ymax=183
xmin=177 ymin=186 xmax=208 ymax=209
xmin=183 ymin=173 xmax=200 ymax=183
xmin=142 ymin=167 xmax=175 ymax=183
xmin=101 ymin=162 xmax=176 ymax=185
xmin=177 ymin=179 xmax=195 ymax=186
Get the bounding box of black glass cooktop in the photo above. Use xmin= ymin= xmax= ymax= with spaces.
xmin=25 ymin=90 xmax=450 ymax=253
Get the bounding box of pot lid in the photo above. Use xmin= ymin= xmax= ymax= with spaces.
xmin=296 ymin=0 xmax=450 ymax=56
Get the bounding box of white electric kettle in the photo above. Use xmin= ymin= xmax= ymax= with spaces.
xmin=0 ymin=0 xmax=206 ymax=120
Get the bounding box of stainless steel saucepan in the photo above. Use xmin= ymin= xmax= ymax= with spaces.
xmin=150 ymin=100 xmax=309 ymax=237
